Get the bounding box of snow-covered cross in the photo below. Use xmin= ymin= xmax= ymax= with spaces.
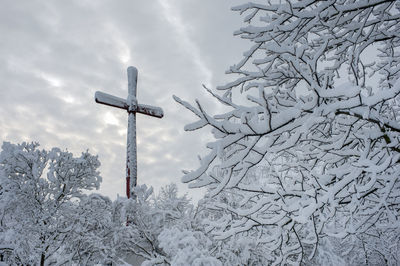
xmin=95 ymin=66 xmax=163 ymax=199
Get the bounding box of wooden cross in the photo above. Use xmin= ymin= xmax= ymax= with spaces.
xmin=95 ymin=66 xmax=163 ymax=199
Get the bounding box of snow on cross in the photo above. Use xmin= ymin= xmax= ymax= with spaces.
xmin=95 ymin=66 xmax=163 ymax=199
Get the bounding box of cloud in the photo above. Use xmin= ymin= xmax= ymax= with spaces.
xmin=158 ymin=0 xmax=213 ymax=87
xmin=0 ymin=0 xmax=248 ymax=201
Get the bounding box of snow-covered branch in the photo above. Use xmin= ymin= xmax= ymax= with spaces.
xmin=175 ymin=0 xmax=400 ymax=264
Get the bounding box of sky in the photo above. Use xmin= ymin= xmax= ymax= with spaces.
xmin=0 ymin=0 xmax=249 ymax=201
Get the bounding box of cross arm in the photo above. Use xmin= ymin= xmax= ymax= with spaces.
xmin=95 ymin=91 xmax=127 ymax=110
xmin=136 ymin=104 xmax=164 ymax=118
xmin=95 ymin=91 xmax=163 ymax=118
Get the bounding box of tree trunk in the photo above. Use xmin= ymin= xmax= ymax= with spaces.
xmin=40 ymin=253 xmax=45 ymax=266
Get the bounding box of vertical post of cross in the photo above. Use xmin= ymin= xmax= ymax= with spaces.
xmin=126 ymin=66 xmax=138 ymax=199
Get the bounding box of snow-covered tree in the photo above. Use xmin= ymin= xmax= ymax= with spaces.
xmin=58 ymin=186 xmax=174 ymax=265
xmin=175 ymin=0 xmax=400 ymax=264
xmin=0 ymin=142 xmax=101 ymax=265
xmin=0 ymin=142 xmax=195 ymax=265
xmin=0 ymin=142 xmax=205 ymax=265
xmin=315 ymin=227 xmax=400 ymax=265
xmin=140 ymin=184 xmax=215 ymax=265
xmin=53 ymin=193 xmax=116 ymax=265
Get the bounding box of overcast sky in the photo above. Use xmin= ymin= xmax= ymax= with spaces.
xmin=0 ymin=0 xmax=250 ymax=200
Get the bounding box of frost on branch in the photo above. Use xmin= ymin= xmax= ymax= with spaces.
xmin=175 ymin=0 xmax=400 ymax=264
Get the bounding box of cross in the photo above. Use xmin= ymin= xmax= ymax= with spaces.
xmin=95 ymin=66 xmax=163 ymax=199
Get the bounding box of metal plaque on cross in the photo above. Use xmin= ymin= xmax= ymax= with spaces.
xmin=95 ymin=66 xmax=163 ymax=198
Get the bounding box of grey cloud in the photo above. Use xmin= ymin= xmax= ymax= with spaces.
xmin=0 ymin=0 xmax=248 ymax=199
